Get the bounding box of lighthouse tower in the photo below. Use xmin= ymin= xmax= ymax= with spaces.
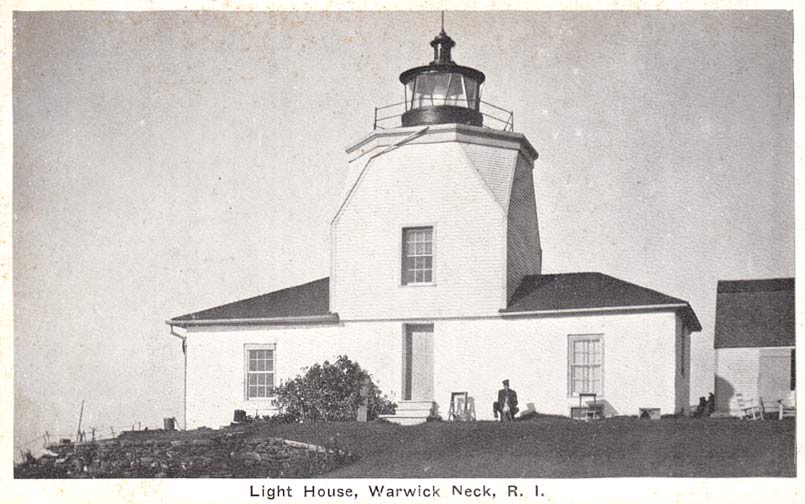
xmin=330 ymin=27 xmax=542 ymax=320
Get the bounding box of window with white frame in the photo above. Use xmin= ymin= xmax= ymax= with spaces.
xmin=245 ymin=345 xmax=275 ymax=399
xmin=402 ymin=226 xmax=433 ymax=284
xmin=568 ymin=335 xmax=603 ymax=396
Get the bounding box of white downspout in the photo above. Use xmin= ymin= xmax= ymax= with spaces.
xmin=169 ymin=324 xmax=188 ymax=430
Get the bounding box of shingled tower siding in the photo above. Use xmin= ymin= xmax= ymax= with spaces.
xmin=332 ymin=124 xmax=540 ymax=319
xmin=505 ymin=152 xmax=542 ymax=302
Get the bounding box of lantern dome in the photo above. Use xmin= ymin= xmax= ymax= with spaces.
xmin=399 ymin=28 xmax=486 ymax=128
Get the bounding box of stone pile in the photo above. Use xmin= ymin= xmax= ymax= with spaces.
xmin=15 ymin=429 xmax=353 ymax=478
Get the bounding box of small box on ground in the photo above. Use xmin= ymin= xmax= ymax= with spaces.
xmin=639 ymin=408 xmax=661 ymax=420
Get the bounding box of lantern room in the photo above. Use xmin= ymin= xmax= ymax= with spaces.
xmin=398 ymin=28 xmax=486 ymax=127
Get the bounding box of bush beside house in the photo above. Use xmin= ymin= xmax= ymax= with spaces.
xmin=274 ymin=355 xmax=396 ymax=422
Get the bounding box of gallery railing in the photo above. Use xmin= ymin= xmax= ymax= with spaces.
xmin=372 ymin=100 xmax=515 ymax=132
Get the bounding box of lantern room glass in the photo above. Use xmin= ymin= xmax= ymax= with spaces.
xmin=405 ymin=72 xmax=481 ymax=111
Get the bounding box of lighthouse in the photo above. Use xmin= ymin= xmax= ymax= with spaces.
xmin=331 ymin=26 xmax=543 ymax=322
xmin=170 ymin=21 xmax=699 ymax=429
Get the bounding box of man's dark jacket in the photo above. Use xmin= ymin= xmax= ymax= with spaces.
xmin=497 ymin=387 xmax=519 ymax=415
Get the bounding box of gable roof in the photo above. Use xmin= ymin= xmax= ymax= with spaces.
xmin=168 ymin=278 xmax=334 ymax=326
xmin=168 ymin=272 xmax=700 ymax=330
xmin=714 ymin=278 xmax=794 ymax=349
xmin=502 ymin=272 xmax=701 ymax=331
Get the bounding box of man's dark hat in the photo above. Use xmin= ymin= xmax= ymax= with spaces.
xmin=503 ymin=379 xmax=510 ymax=385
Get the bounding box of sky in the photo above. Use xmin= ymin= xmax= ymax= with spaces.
xmin=12 ymin=10 xmax=793 ymax=450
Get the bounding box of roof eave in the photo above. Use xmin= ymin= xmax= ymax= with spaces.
xmin=501 ymin=303 xmax=702 ymax=332
xmin=345 ymin=123 xmax=538 ymax=163
xmin=682 ymin=303 xmax=702 ymax=332
xmin=166 ymin=313 xmax=340 ymax=328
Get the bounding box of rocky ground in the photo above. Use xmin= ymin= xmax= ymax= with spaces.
xmin=14 ymin=424 xmax=354 ymax=478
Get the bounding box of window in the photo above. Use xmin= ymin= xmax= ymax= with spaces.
xmin=568 ymin=335 xmax=603 ymax=396
xmin=406 ymin=72 xmax=481 ymax=110
xmin=791 ymin=349 xmax=796 ymax=391
xmin=402 ymin=227 xmax=433 ymax=285
xmin=245 ymin=345 xmax=275 ymax=399
xmin=681 ymin=332 xmax=685 ymax=377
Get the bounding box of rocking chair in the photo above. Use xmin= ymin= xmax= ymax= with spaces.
xmin=736 ymin=393 xmax=763 ymax=420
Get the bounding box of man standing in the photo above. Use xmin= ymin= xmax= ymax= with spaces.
xmin=495 ymin=379 xmax=519 ymax=421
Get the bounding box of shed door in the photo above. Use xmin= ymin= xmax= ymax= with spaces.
xmin=758 ymin=349 xmax=792 ymax=403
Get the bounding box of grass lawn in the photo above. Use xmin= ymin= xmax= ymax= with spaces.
xmin=243 ymin=416 xmax=795 ymax=478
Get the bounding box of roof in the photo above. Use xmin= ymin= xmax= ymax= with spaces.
xmin=168 ymin=272 xmax=701 ymax=330
xmin=502 ymin=272 xmax=701 ymax=331
xmin=714 ymin=278 xmax=794 ymax=349
xmin=169 ymin=278 xmax=334 ymax=326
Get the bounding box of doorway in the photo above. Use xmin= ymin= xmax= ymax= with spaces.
xmin=403 ymin=324 xmax=434 ymax=401
xmin=758 ymin=348 xmax=793 ymax=403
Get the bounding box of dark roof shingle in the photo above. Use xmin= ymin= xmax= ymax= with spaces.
xmin=503 ymin=272 xmax=701 ymax=331
xmin=170 ymin=277 xmax=331 ymax=325
xmin=169 ymin=272 xmax=701 ymax=330
xmin=714 ymin=278 xmax=794 ymax=349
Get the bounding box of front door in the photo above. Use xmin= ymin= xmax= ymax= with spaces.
xmin=403 ymin=324 xmax=434 ymax=401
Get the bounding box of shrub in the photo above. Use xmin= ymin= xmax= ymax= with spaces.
xmin=273 ymin=355 xmax=397 ymax=422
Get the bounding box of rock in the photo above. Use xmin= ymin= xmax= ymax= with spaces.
xmin=14 ymin=424 xmax=353 ymax=478
xmin=241 ymin=451 xmax=261 ymax=462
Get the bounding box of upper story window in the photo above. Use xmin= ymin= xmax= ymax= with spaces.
xmin=402 ymin=226 xmax=433 ymax=285
xmin=568 ymin=335 xmax=603 ymax=397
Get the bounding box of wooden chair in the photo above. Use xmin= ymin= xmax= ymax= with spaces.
xmin=571 ymin=393 xmax=602 ymax=421
xmin=759 ymin=398 xmax=772 ymax=419
xmin=449 ymin=392 xmax=472 ymax=421
xmin=778 ymin=396 xmax=796 ymax=420
xmin=736 ymin=393 xmax=763 ymax=420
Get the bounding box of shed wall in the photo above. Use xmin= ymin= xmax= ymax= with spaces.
xmin=715 ymin=346 xmax=794 ymax=415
